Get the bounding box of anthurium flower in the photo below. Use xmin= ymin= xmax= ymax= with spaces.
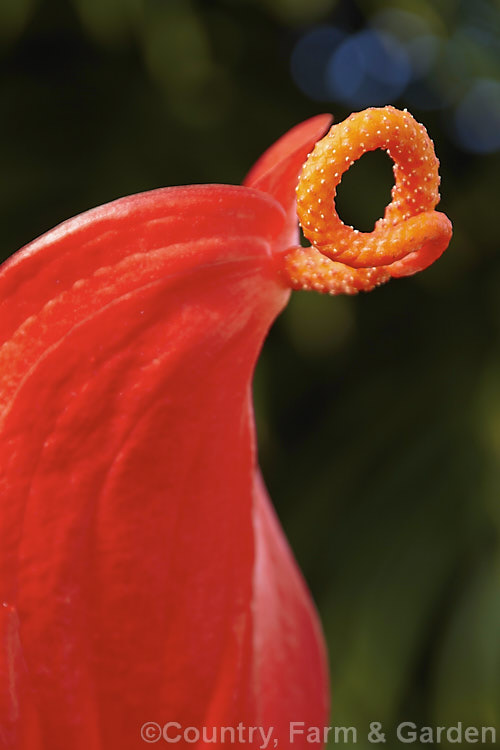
xmin=0 ymin=107 xmax=451 ymax=750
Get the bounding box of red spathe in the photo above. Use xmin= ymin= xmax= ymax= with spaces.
xmin=0 ymin=118 xmax=331 ymax=749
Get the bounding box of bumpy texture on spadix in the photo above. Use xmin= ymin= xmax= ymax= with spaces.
xmin=285 ymin=106 xmax=453 ymax=294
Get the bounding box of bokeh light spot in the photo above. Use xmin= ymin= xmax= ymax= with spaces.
xmin=290 ymin=25 xmax=345 ymax=101
xmin=326 ymin=30 xmax=411 ymax=107
xmin=406 ymin=34 xmax=440 ymax=79
xmin=453 ymin=78 xmax=500 ymax=153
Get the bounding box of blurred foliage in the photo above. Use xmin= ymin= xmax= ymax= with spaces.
xmin=1 ymin=0 xmax=499 ymax=745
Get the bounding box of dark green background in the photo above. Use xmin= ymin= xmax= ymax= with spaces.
xmin=1 ymin=1 xmax=499 ymax=747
